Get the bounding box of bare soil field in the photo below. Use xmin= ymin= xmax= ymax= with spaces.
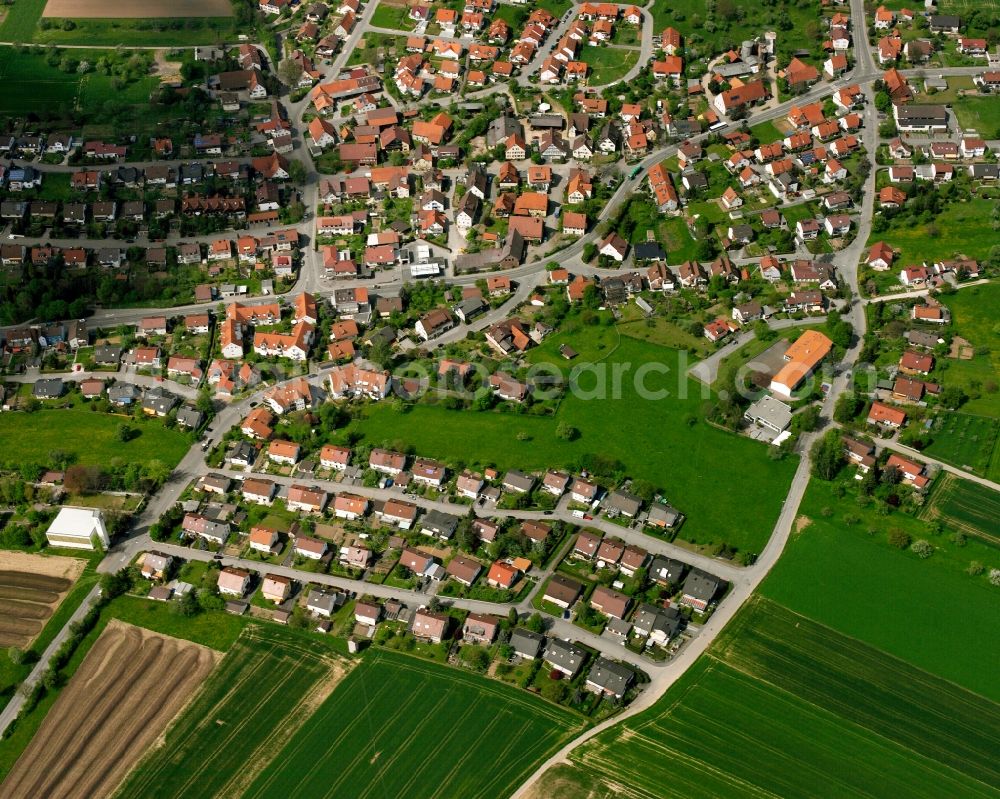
xmin=0 ymin=553 xmax=85 ymax=648
xmin=0 ymin=621 xmax=218 ymax=799
xmin=42 ymin=0 xmax=232 ymax=18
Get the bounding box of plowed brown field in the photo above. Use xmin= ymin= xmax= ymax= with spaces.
xmin=0 ymin=553 xmax=84 ymax=648
xmin=42 ymin=0 xmax=232 ymax=17
xmin=0 ymin=621 xmax=218 ymax=799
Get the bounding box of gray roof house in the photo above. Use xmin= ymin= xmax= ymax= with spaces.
xmin=544 ymin=638 xmax=587 ymax=677
xmin=176 ymin=406 xmax=204 ymax=429
xmin=646 ymin=503 xmax=681 ymax=528
xmin=108 ymin=382 xmax=140 ymax=405
xmin=142 ymin=388 xmax=176 ymax=417
xmin=93 ymin=344 xmax=122 ymax=365
xmin=604 ymin=490 xmax=642 ymax=518
xmin=510 ymin=628 xmax=545 ymax=659
xmin=632 ymin=603 xmax=681 ymax=645
xmin=681 ymin=569 xmax=721 ymax=612
xmin=648 ymin=556 xmax=686 ymax=586
xmin=585 ymin=657 xmax=634 ymax=698
xmin=32 ymin=378 xmax=64 ymax=399
xmin=306 ymin=589 xmax=345 ymax=617
xmin=502 ymin=469 xmax=535 ymax=493
xmin=420 ymin=509 xmax=461 ymax=540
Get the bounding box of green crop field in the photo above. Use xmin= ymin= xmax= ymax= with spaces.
xmin=940 ymin=283 xmax=1000 ymax=419
xmin=925 ymin=412 xmax=1000 ymax=479
xmin=349 ymin=325 xmax=797 ymax=556
xmin=531 ymin=598 xmax=1000 ymax=799
xmin=242 ymin=649 xmax=586 ymax=799
xmin=0 ymin=48 xmax=160 ymax=118
xmin=922 ymin=473 xmax=1000 ymax=548
xmin=0 ymin=408 xmax=191 ymax=470
xmin=761 ymin=478 xmax=1000 ymax=700
xmin=114 ymin=625 xmax=345 ymax=799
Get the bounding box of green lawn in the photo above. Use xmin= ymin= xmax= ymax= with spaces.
xmin=952 ymin=96 xmax=1000 ymax=138
xmin=659 ymin=215 xmax=700 ymax=262
xmin=242 ymin=648 xmax=586 ymax=799
xmin=868 ymin=199 xmax=1000 ymax=266
xmin=350 ymin=327 xmax=798 ymax=555
xmin=921 ymin=473 xmax=1000 ymax=548
xmin=581 ymin=46 xmax=640 ymax=86
xmin=761 ymin=478 xmax=1000 ymax=701
xmin=940 ymin=283 xmax=1000 ymax=418
xmin=924 ymin=412 xmax=1000 ymax=480
xmin=370 ymin=1 xmax=416 ymax=30
xmin=114 ymin=624 xmax=343 ymax=799
xmin=534 ymin=597 xmax=1000 ymax=799
xmin=0 ymin=408 xmax=191 ymax=470
xmin=750 ymin=120 xmax=785 ymax=144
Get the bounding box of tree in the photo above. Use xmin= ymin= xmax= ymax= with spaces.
xmin=809 ymin=429 xmax=843 ymax=480
xmin=525 ymin=612 xmax=545 ymax=633
xmin=174 ymin=588 xmax=201 ymax=617
xmin=99 ymin=568 xmax=133 ymax=599
xmin=116 ymin=423 xmax=133 ymax=442
xmin=8 ymin=646 xmax=25 ymax=665
xmin=794 ymin=405 xmax=821 ymax=433
xmin=555 ymin=422 xmax=578 ymax=441
xmin=834 ymin=393 xmax=862 ymax=424
xmin=991 ymin=569 xmax=1000 ymax=587
xmin=582 ymin=242 xmax=597 ymax=262
xmin=277 ymin=57 xmax=304 ymax=86
xmin=286 ymin=159 xmax=307 ymax=184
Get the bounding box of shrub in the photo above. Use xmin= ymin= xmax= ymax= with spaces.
xmin=910 ymin=539 xmax=933 ymax=559
xmin=887 ymin=528 xmax=911 ymax=549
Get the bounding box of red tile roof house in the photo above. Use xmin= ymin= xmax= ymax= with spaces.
xmin=369 ymin=448 xmax=406 ymax=475
xmin=867 ymin=401 xmax=907 ymax=429
xmin=885 ymin=454 xmax=930 ymax=490
xmin=355 ymin=601 xmax=382 ymax=626
xmin=412 ymin=609 xmax=449 ymax=643
xmin=262 ymin=574 xmax=292 ymax=602
xmin=400 ymin=548 xmax=435 ymax=576
xmin=377 ymin=499 xmax=419 ymax=529
xmin=463 ymin=613 xmax=501 ymax=644
xmin=334 ymin=493 xmax=369 ymax=520
xmin=543 ymin=574 xmax=582 ymax=609
xmin=574 ymin=530 xmax=602 ymax=559
xmin=487 ymin=560 xmax=519 ymax=589
xmin=411 ymin=457 xmax=447 ymax=487
xmin=320 ymin=444 xmax=351 ymax=470
xmin=218 ymin=567 xmax=250 ymax=597
xmin=590 ymin=585 xmax=632 ymax=619
xmin=596 ymin=538 xmax=625 ymax=566
xmin=291 ymin=535 xmax=327 ymax=561
xmin=287 ymin=484 xmax=328 ymax=513
xmin=248 ymin=526 xmax=280 ymax=554
xmin=340 ymin=544 xmax=371 ymax=569
xmin=242 ymin=477 xmax=277 ymax=505
xmin=899 ymin=350 xmax=934 ymax=375
xmin=445 ymin=555 xmax=482 ymax=586
xmin=473 ymin=518 xmax=499 ymax=543
xmin=267 ymin=439 xmax=301 ymax=465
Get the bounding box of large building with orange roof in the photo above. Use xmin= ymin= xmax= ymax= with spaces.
xmin=769 ymin=330 xmax=833 ymax=397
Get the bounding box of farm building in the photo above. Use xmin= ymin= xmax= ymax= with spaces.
xmin=45 ymin=507 xmax=110 ymax=550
